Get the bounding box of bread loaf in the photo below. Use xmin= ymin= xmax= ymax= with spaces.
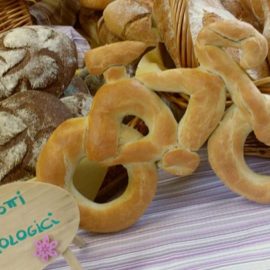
xmin=0 ymin=26 xmax=77 ymax=100
xmin=188 ymin=0 xmax=270 ymax=79
xmin=0 ymin=91 xmax=72 ymax=184
xmin=152 ymin=0 xmax=180 ymax=67
xmin=97 ymin=17 xmax=122 ymax=45
xmin=103 ymin=0 xmax=158 ymax=46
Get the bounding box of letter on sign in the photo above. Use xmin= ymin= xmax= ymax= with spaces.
xmin=0 ymin=181 xmax=80 ymax=270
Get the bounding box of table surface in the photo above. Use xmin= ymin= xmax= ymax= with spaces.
xmin=46 ymin=148 xmax=270 ymax=270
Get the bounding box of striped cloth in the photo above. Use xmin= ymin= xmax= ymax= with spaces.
xmin=46 ymin=148 xmax=270 ymax=270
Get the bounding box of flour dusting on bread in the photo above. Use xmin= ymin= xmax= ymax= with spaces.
xmin=0 ymin=112 xmax=26 ymax=145
xmin=0 ymin=26 xmax=77 ymax=100
xmin=0 ymin=141 xmax=27 ymax=181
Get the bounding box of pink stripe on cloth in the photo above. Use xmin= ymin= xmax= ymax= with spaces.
xmin=46 ymin=148 xmax=270 ymax=270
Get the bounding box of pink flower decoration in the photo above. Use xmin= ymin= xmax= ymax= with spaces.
xmin=34 ymin=235 xmax=58 ymax=262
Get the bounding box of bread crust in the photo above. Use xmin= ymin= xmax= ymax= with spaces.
xmin=0 ymin=91 xmax=72 ymax=184
xmin=36 ymin=117 xmax=158 ymax=233
xmin=103 ymin=0 xmax=158 ymax=45
xmin=208 ymin=102 xmax=270 ymax=203
xmin=0 ymin=26 xmax=77 ymax=99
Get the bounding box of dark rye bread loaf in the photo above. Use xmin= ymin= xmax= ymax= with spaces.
xmin=0 ymin=91 xmax=72 ymax=184
xmin=0 ymin=26 xmax=77 ymax=101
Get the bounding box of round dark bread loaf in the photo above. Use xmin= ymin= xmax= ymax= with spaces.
xmin=0 ymin=90 xmax=72 ymax=184
xmin=0 ymin=26 xmax=77 ymax=100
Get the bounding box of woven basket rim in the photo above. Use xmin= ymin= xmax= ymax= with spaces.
xmin=0 ymin=0 xmax=33 ymax=34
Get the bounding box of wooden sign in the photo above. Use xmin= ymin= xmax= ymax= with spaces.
xmin=0 ymin=181 xmax=82 ymax=270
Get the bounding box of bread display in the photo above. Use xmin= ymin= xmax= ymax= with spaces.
xmin=152 ymin=0 xmax=180 ymax=67
xmin=208 ymin=102 xmax=270 ymax=203
xmin=36 ymin=42 xmax=171 ymax=232
xmin=2 ymin=0 xmax=270 ymax=234
xmin=195 ymin=17 xmax=270 ymax=202
xmin=0 ymin=26 xmax=77 ymax=100
xmin=0 ymin=90 xmax=72 ymax=184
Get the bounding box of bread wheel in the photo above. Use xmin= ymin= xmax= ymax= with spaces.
xmin=36 ymin=117 xmax=157 ymax=232
xmin=191 ymin=13 xmax=270 ymax=202
xmin=37 ymin=40 xmax=170 ymax=232
xmin=0 ymin=91 xmax=72 ymax=184
xmin=85 ymin=41 xmax=149 ymax=75
xmin=208 ymin=99 xmax=270 ymax=203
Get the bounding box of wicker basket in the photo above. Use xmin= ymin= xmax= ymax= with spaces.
xmin=164 ymin=0 xmax=270 ymax=109
xmin=0 ymin=0 xmax=33 ymax=34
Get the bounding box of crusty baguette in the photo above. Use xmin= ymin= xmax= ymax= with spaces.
xmin=196 ymin=19 xmax=270 ymax=202
xmin=36 ymin=116 xmax=158 ymax=233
